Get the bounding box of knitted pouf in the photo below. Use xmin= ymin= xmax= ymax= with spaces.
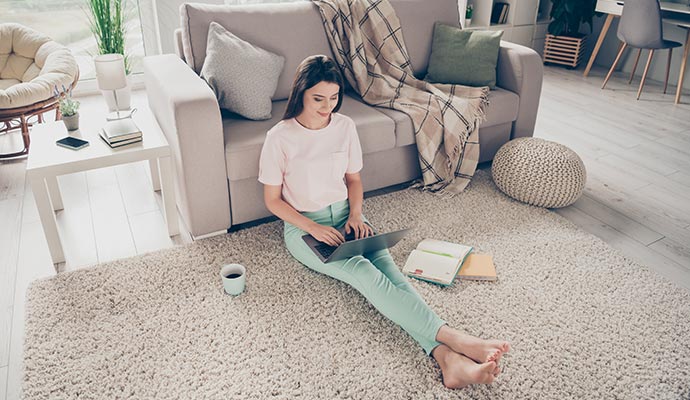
xmin=491 ymin=138 xmax=586 ymax=208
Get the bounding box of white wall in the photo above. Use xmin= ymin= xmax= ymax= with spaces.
xmin=154 ymin=0 xmax=225 ymax=55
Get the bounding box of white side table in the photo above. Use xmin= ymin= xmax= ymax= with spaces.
xmin=26 ymin=106 xmax=179 ymax=265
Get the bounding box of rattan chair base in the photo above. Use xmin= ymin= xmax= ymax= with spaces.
xmin=0 ymin=100 xmax=61 ymax=159
xmin=0 ymin=73 xmax=77 ymax=159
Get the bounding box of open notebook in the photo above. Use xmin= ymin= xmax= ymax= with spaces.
xmin=402 ymin=239 xmax=473 ymax=286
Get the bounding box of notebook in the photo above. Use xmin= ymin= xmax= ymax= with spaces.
xmin=99 ymin=131 xmax=142 ymax=148
xmin=102 ymin=118 xmax=142 ymax=142
xmin=457 ymin=253 xmax=497 ymax=281
xmin=402 ymin=239 xmax=473 ymax=286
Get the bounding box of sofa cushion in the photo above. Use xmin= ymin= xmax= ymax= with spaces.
xmin=200 ymin=22 xmax=284 ymax=120
xmin=390 ymin=0 xmax=460 ymax=78
xmin=180 ymin=2 xmax=332 ymax=101
xmin=224 ymin=95 xmax=396 ymax=181
xmin=425 ymin=23 xmax=503 ymax=89
xmin=375 ymin=87 xmax=520 ymax=147
xmin=0 ymin=23 xmax=51 ymax=80
xmin=180 ymin=0 xmax=461 ymax=99
xmin=0 ymin=78 xmax=20 ymax=90
xmin=0 ymin=24 xmax=78 ymax=109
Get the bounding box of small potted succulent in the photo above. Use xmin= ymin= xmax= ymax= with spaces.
xmin=55 ymin=85 xmax=81 ymax=131
xmin=465 ymin=4 xmax=473 ymax=27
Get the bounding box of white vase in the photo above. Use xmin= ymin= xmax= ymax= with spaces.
xmin=465 ymin=18 xmax=472 ymax=27
xmin=102 ymin=77 xmax=131 ymax=112
xmin=62 ymin=113 xmax=79 ymax=131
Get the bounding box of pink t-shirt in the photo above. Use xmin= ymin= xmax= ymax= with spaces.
xmin=258 ymin=113 xmax=363 ymax=212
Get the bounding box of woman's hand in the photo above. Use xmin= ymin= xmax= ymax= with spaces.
xmin=307 ymin=222 xmax=345 ymax=247
xmin=345 ymin=214 xmax=374 ymax=240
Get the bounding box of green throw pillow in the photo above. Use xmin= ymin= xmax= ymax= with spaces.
xmin=425 ymin=22 xmax=503 ymax=89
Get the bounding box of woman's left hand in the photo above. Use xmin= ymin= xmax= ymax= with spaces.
xmin=345 ymin=214 xmax=374 ymax=240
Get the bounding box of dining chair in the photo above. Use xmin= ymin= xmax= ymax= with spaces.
xmin=601 ymin=0 xmax=683 ymax=100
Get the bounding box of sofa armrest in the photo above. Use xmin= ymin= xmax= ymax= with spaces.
xmin=174 ymin=29 xmax=185 ymax=60
xmin=144 ymin=54 xmax=230 ymax=238
xmin=496 ymin=41 xmax=543 ymax=139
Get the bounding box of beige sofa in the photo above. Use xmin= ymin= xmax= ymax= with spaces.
xmin=143 ymin=0 xmax=543 ymax=239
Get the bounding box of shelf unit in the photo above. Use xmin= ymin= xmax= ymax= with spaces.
xmin=460 ymin=0 xmax=552 ymax=54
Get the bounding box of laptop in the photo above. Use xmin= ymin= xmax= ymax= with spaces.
xmin=302 ymin=226 xmax=410 ymax=263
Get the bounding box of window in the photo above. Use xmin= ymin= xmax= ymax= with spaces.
xmin=1 ymin=0 xmax=305 ymax=87
xmin=1 ymin=0 xmax=145 ymax=81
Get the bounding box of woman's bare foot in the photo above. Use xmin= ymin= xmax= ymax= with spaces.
xmin=432 ymin=344 xmax=497 ymax=389
xmin=436 ymin=325 xmax=511 ymax=364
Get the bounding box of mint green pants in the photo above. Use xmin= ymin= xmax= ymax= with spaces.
xmin=284 ymin=199 xmax=446 ymax=355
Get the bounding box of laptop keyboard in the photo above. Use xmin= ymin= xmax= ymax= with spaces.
xmin=315 ymin=243 xmax=337 ymax=259
xmin=315 ymin=230 xmax=357 ymax=259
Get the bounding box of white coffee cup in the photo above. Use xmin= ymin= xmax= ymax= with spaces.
xmin=220 ymin=264 xmax=246 ymax=295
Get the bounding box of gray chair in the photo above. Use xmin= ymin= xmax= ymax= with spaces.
xmin=601 ymin=0 xmax=682 ymax=99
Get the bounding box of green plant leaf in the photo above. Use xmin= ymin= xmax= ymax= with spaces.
xmin=548 ymin=0 xmax=597 ymax=36
xmin=548 ymin=19 xmax=565 ymax=36
xmin=564 ymin=0 xmax=575 ymax=13
xmin=85 ymin=0 xmax=131 ymax=74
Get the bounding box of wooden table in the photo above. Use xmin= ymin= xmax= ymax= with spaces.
xmin=584 ymin=0 xmax=690 ymax=104
xmin=663 ymin=18 xmax=690 ymax=103
xmin=26 ymin=107 xmax=179 ymax=265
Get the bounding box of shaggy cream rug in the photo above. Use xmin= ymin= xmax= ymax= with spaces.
xmin=23 ymin=171 xmax=690 ymax=399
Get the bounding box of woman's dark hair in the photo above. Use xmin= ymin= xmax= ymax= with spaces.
xmin=283 ymin=55 xmax=345 ymax=120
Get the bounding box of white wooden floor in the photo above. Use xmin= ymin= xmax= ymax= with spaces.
xmin=537 ymin=67 xmax=690 ymax=291
xmin=1 ymin=67 xmax=690 ymax=399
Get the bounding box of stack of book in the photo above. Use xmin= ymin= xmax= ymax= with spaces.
xmin=491 ymin=2 xmax=510 ymax=24
xmin=99 ymin=118 xmax=142 ymax=148
xmin=402 ymin=239 xmax=497 ymax=286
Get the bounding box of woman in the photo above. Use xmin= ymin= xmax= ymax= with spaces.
xmin=258 ymin=55 xmax=509 ymax=389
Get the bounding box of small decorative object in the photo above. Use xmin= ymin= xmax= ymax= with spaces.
xmin=94 ymin=54 xmax=132 ymax=121
xmin=86 ymin=0 xmax=132 ymax=111
xmin=491 ymin=138 xmax=586 ymax=208
xmin=543 ymin=34 xmax=587 ymax=68
xmin=55 ymin=85 xmax=80 ymax=131
xmin=465 ymin=4 xmax=473 ymax=27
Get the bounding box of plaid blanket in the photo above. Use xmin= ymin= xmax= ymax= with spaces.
xmin=313 ymin=0 xmax=489 ymax=193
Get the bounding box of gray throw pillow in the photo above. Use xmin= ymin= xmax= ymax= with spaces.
xmin=200 ymin=22 xmax=285 ymax=120
xmin=424 ymin=22 xmax=503 ymax=89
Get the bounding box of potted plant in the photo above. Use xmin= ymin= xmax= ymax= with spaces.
xmin=543 ymin=0 xmax=597 ymax=68
xmin=85 ymin=0 xmax=132 ymax=111
xmin=547 ymin=0 xmax=597 ymax=37
xmin=465 ymin=4 xmax=473 ymax=27
xmin=55 ymin=85 xmax=81 ymax=131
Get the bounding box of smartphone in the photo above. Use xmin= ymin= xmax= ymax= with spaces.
xmin=56 ymin=136 xmax=89 ymax=150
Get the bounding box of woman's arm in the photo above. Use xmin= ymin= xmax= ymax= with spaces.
xmin=264 ymin=185 xmax=345 ymax=246
xmin=345 ymin=172 xmax=364 ymax=217
xmin=345 ymin=172 xmax=373 ymax=239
